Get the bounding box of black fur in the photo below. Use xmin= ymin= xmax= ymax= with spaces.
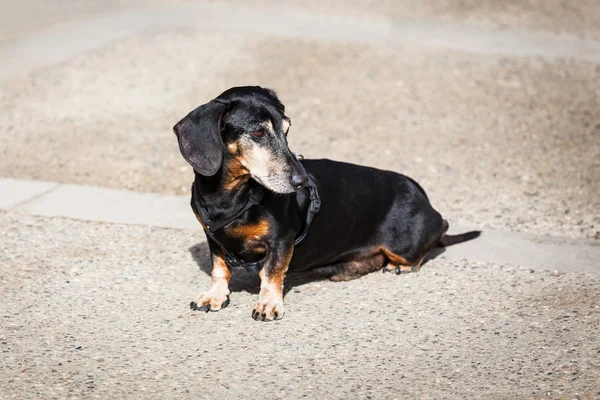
xmin=174 ymin=101 xmax=227 ymax=176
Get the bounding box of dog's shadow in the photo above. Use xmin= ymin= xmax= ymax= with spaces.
xmin=189 ymin=243 xmax=447 ymax=296
xmin=422 ymin=247 xmax=446 ymax=265
xmin=189 ymin=243 xmax=324 ymax=296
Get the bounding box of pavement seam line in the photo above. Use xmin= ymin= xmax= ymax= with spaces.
xmin=7 ymin=183 xmax=62 ymax=209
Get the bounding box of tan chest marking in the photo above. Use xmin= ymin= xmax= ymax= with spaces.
xmin=226 ymin=220 xmax=270 ymax=241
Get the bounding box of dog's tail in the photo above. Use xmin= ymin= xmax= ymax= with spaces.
xmin=437 ymin=219 xmax=481 ymax=247
xmin=438 ymin=231 xmax=481 ymax=246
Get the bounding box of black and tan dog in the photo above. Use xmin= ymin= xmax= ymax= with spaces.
xmin=174 ymin=86 xmax=479 ymax=321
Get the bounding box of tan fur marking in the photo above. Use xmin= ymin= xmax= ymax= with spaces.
xmin=260 ymin=247 xmax=293 ymax=296
xmin=376 ymin=245 xmax=411 ymax=266
xmin=227 ymin=142 xmax=239 ymax=154
xmin=222 ymin=157 xmax=250 ymax=190
xmin=260 ymin=265 xmax=284 ymax=296
xmin=252 ymin=247 xmax=293 ymax=320
xmin=377 ymin=245 xmax=429 ymax=274
xmin=192 ymin=252 xmax=231 ymax=311
xmin=259 ymin=268 xmax=282 ymax=297
xmin=319 ymin=246 xmax=420 ymax=282
xmin=211 ymin=254 xmax=230 ymax=282
xmin=227 ymin=220 xmax=269 ymax=240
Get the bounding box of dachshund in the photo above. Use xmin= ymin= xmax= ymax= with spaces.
xmin=173 ymin=86 xmax=480 ymax=321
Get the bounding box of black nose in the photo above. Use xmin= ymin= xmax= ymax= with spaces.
xmin=289 ymin=174 xmax=308 ymax=190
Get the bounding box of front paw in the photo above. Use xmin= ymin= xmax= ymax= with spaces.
xmin=190 ymin=289 xmax=230 ymax=313
xmin=251 ymin=292 xmax=284 ymax=322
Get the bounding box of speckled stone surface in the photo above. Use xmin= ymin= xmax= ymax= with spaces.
xmin=1 ymin=212 xmax=599 ymax=398
xmin=1 ymin=22 xmax=598 ymax=239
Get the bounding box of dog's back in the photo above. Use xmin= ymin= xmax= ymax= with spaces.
xmin=289 ymin=158 xmax=446 ymax=272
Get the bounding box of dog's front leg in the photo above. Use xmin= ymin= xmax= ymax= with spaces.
xmin=252 ymin=240 xmax=294 ymax=322
xmin=190 ymin=238 xmax=232 ymax=312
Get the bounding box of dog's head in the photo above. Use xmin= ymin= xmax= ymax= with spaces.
xmin=174 ymin=86 xmax=308 ymax=193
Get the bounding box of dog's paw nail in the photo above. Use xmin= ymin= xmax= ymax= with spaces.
xmin=260 ymin=313 xmax=266 ymax=321
xmin=395 ymin=268 xmax=402 ymax=275
xmin=197 ymin=304 xmax=210 ymax=313
xmin=221 ymin=296 xmax=230 ymax=309
xmin=382 ymin=267 xmax=388 ymax=273
xmin=252 ymin=311 xmax=259 ymax=320
xmin=274 ymin=311 xmax=279 ymax=320
xmin=190 ymin=302 xmax=197 ymax=310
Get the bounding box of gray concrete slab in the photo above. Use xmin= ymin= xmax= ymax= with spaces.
xmin=6 ymin=179 xmax=197 ymax=231
xmin=0 ymin=177 xmax=59 ymax=209
xmin=443 ymin=227 xmax=600 ymax=276
xmin=1 ymin=178 xmax=598 ymax=275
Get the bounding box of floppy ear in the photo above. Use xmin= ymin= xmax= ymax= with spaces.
xmin=173 ymin=101 xmax=227 ymax=176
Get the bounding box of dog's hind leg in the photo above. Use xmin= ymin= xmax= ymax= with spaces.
xmin=377 ymin=246 xmax=426 ymax=275
xmin=385 ymin=253 xmax=428 ymax=274
xmin=321 ymin=254 xmax=386 ymax=282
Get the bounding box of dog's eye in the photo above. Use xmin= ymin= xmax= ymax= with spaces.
xmin=252 ymin=131 xmax=264 ymax=138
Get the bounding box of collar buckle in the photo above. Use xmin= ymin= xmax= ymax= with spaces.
xmin=309 ymin=197 xmax=321 ymax=213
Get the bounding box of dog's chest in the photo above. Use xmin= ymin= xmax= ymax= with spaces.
xmin=221 ymin=220 xmax=269 ymax=256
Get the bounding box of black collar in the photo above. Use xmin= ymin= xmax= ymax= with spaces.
xmin=193 ymin=179 xmax=321 ymax=274
xmin=293 ymin=180 xmax=321 ymax=245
